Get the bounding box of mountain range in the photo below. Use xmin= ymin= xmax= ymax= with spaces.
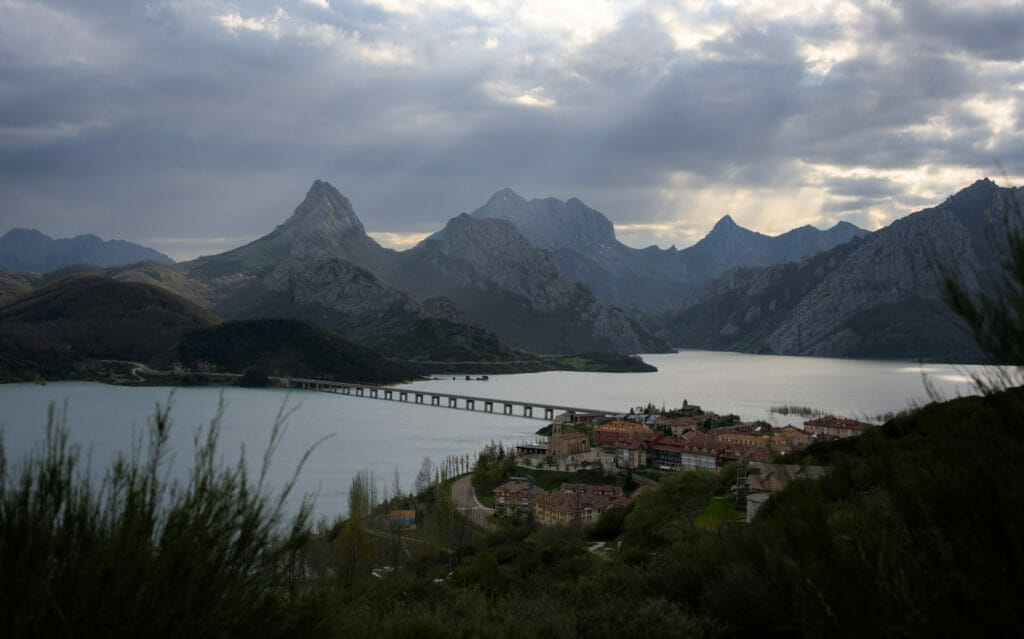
xmin=0 ymin=229 xmax=173 ymax=272
xmin=179 ymin=181 xmax=868 ymax=354
xmin=114 ymin=181 xmax=671 ymax=354
xmin=2 ymin=177 xmax=1016 ymax=364
xmin=661 ymin=178 xmax=1020 ymax=361
xmin=463 ymin=188 xmax=868 ymax=313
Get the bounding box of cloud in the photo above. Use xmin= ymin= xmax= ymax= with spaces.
xmin=215 ymin=9 xmax=287 ymax=37
xmin=367 ymin=231 xmax=432 ymax=249
xmin=145 ymin=235 xmax=262 ymax=262
xmin=0 ymin=0 xmax=1022 ymax=260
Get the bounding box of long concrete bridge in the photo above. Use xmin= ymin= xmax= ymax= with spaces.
xmin=279 ymin=377 xmax=616 ymax=421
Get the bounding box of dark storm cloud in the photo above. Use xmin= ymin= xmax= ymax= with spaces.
xmin=821 ymin=197 xmax=885 ymax=214
xmin=604 ymin=48 xmax=805 ymax=178
xmin=822 ymin=176 xmax=904 ymax=200
xmin=893 ymin=0 xmax=1024 ymax=61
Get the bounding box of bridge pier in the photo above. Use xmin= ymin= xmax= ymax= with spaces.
xmin=523 ymin=406 xmax=533 ymax=418
xmin=484 ymin=401 xmax=493 ymax=412
xmin=544 ymin=407 xmax=554 ymax=421
xmin=370 ymin=388 xmax=378 ymax=398
xmin=415 ymin=393 xmax=424 ymax=404
xmin=466 ymin=399 xmax=475 ymax=410
xmin=504 ymin=403 xmax=513 ymax=415
xmin=399 ymin=391 xmax=408 ymax=402
xmin=448 ymin=397 xmax=458 ymax=408
xmin=431 ymin=395 xmax=440 ymax=406
xmin=384 ymin=389 xmax=392 ymax=400
xmin=356 ymin=388 xmax=364 ymax=397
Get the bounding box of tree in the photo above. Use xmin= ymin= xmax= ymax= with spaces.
xmin=470 ymin=442 xmax=515 ymax=496
xmin=348 ymin=468 xmax=377 ymax=521
xmin=390 ymin=465 xmax=403 ymax=502
xmin=414 ymin=456 xmax=433 ymax=495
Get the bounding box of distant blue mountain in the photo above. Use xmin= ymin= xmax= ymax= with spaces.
xmin=0 ymin=228 xmax=173 ymax=272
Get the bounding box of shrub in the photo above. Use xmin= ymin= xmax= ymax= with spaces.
xmin=0 ymin=398 xmax=327 ymax=638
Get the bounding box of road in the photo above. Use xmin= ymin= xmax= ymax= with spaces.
xmin=451 ymin=476 xmax=497 ymax=531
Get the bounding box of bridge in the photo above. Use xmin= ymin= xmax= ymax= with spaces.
xmin=279 ymin=377 xmax=616 ymax=421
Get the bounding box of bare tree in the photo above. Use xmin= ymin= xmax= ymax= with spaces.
xmin=391 ymin=465 xmax=403 ymax=502
xmin=414 ymin=456 xmax=433 ymax=495
xmin=348 ymin=468 xmax=377 ymax=521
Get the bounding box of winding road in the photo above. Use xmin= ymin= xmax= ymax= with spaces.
xmin=451 ymin=476 xmax=497 ymax=531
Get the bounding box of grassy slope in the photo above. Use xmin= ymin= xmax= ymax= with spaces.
xmin=0 ymin=273 xmax=219 ymax=381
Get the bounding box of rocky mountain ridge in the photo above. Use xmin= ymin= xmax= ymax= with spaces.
xmin=0 ymin=228 xmax=173 ymax=272
xmin=177 ymin=181 xmax=668 ymax=354
xmin=467 ymin=189 xmax=868 ymax=313
xmin=399 ymin=213 xmax=666 ymax=353
xmin=5 ymin=177 xmax=1010 ymax=363
xmin=662 ymin=178 xmax=1018 ymax=361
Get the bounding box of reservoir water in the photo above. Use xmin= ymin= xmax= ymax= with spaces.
xmin=0 ymin=350 xmax=1005 ymax=521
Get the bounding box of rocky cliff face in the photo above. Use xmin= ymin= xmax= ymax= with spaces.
xmin=403 ymin=213 xmax=669 ymax=353
xmin=187 ymin=180 xmax=393 ymax=281
xmin=470 ymin=188 xmax=618 ymax=250
xmin=421 ymin=214 xmax=584 ymax=312
xmin=264 ymin=257 xmax=418 ymax=315
xmin=661 ymin=239 xmax=864 ymax=352
xmin=763 ymin=180 xmax=1013 ymax=360
xmin=662 ymin=178 xmax=1019 ymax=362
xmin=266 ymin=180 xmax=388 ymax=267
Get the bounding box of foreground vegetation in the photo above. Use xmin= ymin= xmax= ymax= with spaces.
xmin=2 ymin=382 xmax=1021 ymax=637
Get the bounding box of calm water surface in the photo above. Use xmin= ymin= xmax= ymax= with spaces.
xmin=0 ymin=351 xmax=1001 ymax=520
xmin=400 ymin=350 xmax=996 ymax=422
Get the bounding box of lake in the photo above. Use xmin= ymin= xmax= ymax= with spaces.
xmin=0 ymin=350 xmax=1004 ymax=521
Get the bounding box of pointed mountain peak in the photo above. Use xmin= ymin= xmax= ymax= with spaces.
xmin=947 ymin=177 xmax=999 ymax=200
xmin=276 ymin=180 xmax=365 ymax=238
xmin=2 ymin=228 xmax=48 ymax=241
xmin=470 ymin=190 xmax=618 ymax=250
xmin=484 ymin=187 xmax=528 ymax=208
xmin=186 ymin=179 xmax=386 ymax=277
xmin=828 ymin=220 xmax=867 ymax=235
xmin=709 ymin=214 xmax=742 ymax=234
xmin=935 ymin=177 xmax=1014 ymax=213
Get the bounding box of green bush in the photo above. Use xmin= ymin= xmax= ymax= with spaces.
xmin=0 ymin=399 xmax=327 ymax=638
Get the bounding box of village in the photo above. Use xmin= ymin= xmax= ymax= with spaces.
xmin=492 ymin=400 xmax=871 ymax=526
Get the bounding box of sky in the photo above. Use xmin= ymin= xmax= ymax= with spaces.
xmin=1 ymin=0 xmax=1022 ymax=261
